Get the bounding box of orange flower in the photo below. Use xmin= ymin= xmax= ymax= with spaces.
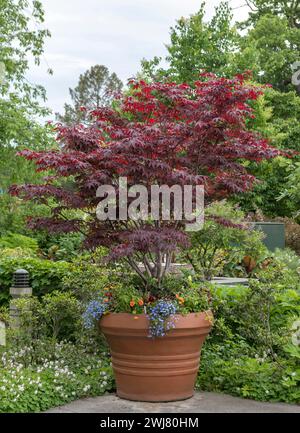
xmin=103 ymin=298 xmax=109 ymax=303
xmin=138 ymin=299 xmax=144 ymax=306
xmin=176 ymin=294 xmax=184 ymax=303
xmin=130 ymin=300 xmax=135 ymax=308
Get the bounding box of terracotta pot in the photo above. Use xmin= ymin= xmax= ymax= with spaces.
xmin=100 ymin=311 xmax=213 ymax=402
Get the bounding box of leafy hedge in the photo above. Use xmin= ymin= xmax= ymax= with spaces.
xmin=0 ymin=233 xmax=38 ymax=252
xmin=0 ymin=257 xmax=73 ymax=305
xmin=0 ymin=252 xmax=111 ymax=306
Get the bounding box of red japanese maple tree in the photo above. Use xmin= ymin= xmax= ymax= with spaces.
xmin=11 ymin=73 xmax=280 ymax=287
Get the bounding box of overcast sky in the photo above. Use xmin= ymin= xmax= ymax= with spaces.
xmin=27 ymin=0 xmax=249 ymax=117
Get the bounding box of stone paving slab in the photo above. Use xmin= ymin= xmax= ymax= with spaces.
xmin=45 ymin=392 xmax=300 ymax=413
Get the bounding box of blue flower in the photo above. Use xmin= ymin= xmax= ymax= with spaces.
xmin=147 ymin=300 xmax=178 ymax=338
xmin=83 ymin=298 xmax=108 ymax=329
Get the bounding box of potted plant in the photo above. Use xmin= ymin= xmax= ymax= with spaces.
xmin=11 ymin=73 xmax=280 ymax=401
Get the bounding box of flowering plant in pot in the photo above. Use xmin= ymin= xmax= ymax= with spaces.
xmin=11 ymin=73 xmax=280 ymax=401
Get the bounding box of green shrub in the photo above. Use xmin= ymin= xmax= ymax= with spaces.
xmin=0 ymin=257 xmax=73 ymax=305
xmin=11 ymin=291 xmax=83 ymax=341
xmin=0 ymin=247 xmax=35 ymax=259
xmin=197 ymin=260 xmax=300 ymax=404
xmin=272 ymin=248 xmax=300 ymax=274
xmin=62 ymin=262 xmax=110 ymax=302
xmin=186 ymin=201 xmax=267 ymax=280
xmin=39 ymin=233 xmax=84 ymax=261
xmin=0 ymin=233 xmax=38 ymax=252
xmin=198 ymin=345 xmax=300 ymax=403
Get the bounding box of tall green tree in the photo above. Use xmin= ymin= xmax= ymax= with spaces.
xmin=56 ymin=65 xmax=123 ymax=124
xmin=0 ymin=0 xmax=54 ymax=233
xmin=141 ymin=1 xmax=300 ymax=93
xmin=0 ymin=0 xmax=52 ymax=137
xmin=232 ymin=87 xmax=300 ymax=217
xmin=0 ymin=0 xmax=53 ymax=149
xmin=235 ymin=14 xmax=300 ymax=92
xmin=242 ymin=0 xmax=300 ymax=29
xmin=141 ymin=1 xmax=239 ymax=83
xmin=236 ymin=1 xmax=300 ymax=92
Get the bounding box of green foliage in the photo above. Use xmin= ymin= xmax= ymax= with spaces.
xmin=0 ymin=340 xmax=114 ymax=413
xmin=280 ymin=162 xmax=300 ymax=215
xmin=240 ymin=1 xmax=300 ymax=32
xmin=40 ymin=233 xmax=84 ymax=261
xmin=108 ymin=283 xmax=144 ymax=314
xmin=62 ymin=256 xmax=114 ymax=302
xmin=236 ymin=157 xmax=296 ymax=217
xmin=12 ymin=291 xmax=82 ymax=341
xmin=141 ymin=1 xmax=238 ymax=82
xmin=197 ymin=258 xmax=300 ymax=404
xmin=0 ymin=0 xmax=51 ymax=96
xmin=0 ymin=257 xmax=74 ymax=305
xmin=232 ymin=90 xmax=300 ymax=218
xmin=141 ymin=1 xmax=300 ymax=94
xmin=272 ymin=248 xmax=300 ymax=274
xmin=186 ymin=201 xmax=267 ymax=279
xmin=0 ymin=233 xmax=38 ymax=251
xmin=107 ymin=273 xmax=211 ymax=315
xmin=0 ymin=146 xmax=53 ymax=234
xmin=172 ymin=277 xmax=211 ymax=315
xmin=235 ymin=14 xmax=300 ymax=92
xmin=0 ymin=1 xmax=55 ymax=235
xmin=198 ymin=349 xmax=299 ymax=403
xmin=0 ymin=248 xmax=36 ymax=259
xmin=263 ymin=89 xmax=300 ymax=151
xmin=0 ymin=0 xmax=53 ymax=149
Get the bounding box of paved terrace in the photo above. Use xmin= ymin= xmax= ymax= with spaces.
xmin=46 ymin=392 xmax=300 ymax=413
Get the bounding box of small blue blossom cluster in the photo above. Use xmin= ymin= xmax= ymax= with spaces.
xmin=83 ymin=299 xmax=108 ymax=328
xmin=147 ymin=300 xmax=178 ymax=338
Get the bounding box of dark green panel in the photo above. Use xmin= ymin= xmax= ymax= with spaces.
xmin=253 ymin=222 xmax=285 ymax=252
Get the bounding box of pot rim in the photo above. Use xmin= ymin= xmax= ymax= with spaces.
xmin=99 ymin=310 xmax=214 ymax=331
xmin=101 ymin=310 xmax=213 ymax=319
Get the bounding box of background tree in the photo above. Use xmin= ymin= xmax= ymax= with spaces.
xmin=0 ymin=0 xmax=51 ymax=100
xmin=141 ymin=2 xmax=238 ymax=83
xmin=235 ymin=14 xmax=300 ymax=92
xmin=241 ymin=0 xmax=300 ymax=29
xmin=56 ymin=65 xmax=123 ymax=125
xmin=142 ymin=1 xmax=300 ymax=93
xmin=0 ymin=0 xmax=55 ymax=234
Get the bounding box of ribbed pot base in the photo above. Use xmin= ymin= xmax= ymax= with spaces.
xmin=117 ymin=391 xmax=194 ymax=403
xmin=100 ymin=312 xmax=213 ymax=402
